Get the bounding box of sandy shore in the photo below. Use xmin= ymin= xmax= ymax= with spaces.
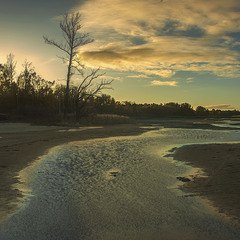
xmin=174 ymin=143 xmax=240 ymax=225
xmin=0 ymin=123 xmax=146 ymax=221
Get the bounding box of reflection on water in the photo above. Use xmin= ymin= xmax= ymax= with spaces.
xmin=211 ymin=118 xmax=240 ymax=129
xmin=1 ymin=128 xmax=240 ymax=240
xmin=58 ymin=126 xmax=103 ymax=132
xmin=212 ymin=122 xmax=240 ymax=129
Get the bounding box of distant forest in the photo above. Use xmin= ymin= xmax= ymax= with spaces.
xmin=0 ymin=54 xmax=239 ymax=123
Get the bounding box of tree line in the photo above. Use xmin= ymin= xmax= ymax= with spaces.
xmin=92 ymin=95 xmax=239 ymax=118
xmin=0 ymin=58 xmax=238 ymax=122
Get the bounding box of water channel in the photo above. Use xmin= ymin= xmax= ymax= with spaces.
xmin=1 ymin=127 xmax=240 ymax=240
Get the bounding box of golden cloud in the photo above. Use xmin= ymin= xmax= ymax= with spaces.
xmin=79 ymin=44 xmax=239 ymax=77
xmin=128 ymin=74 xmax=150 ymax=78
xmin=79 ymin=0 xmax=240 ymax=37
xmin=76 ymin=0 xmax=240 ymax=78
xmin=151 ymin=80 xmax=178 ymax=87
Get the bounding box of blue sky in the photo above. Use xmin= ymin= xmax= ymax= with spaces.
xmin=1 ymin=0 xmax=240 ymax=110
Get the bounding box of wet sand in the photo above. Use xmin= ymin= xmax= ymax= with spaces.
xmin=0 ymin=123 xmax=146 ymax=220
xmin=174 ymin=143 xmax=240 ymax=225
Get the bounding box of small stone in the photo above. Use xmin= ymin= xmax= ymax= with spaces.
xmin=176 ymin=176 xmax=191 ymax=182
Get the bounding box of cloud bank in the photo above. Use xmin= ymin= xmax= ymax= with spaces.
xmin=75 ymin=0 xmax=240 ymax=78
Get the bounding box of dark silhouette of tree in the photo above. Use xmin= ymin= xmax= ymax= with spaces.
xmin=94 ymin=94 xmax=116 ymax=114
xmin=0 ymin=56 xmax=18 ymax=114
xmin=0 ymin=54 xmax=17 ymax=92
xmin=44 ymin=12 xmax=113 ymax=120
xmin=15 ymin=60 xmax=56 ymax=118
xmin=43 ymin=12 xmax=94 ymax=118
xmin=17 ymin=61 xmax=35 ymax=94
xmin=6 ymin=53 xmax=17 ymax=85
xmin=180 ymin=103 xmax=194 ymax=115
xmin=54 ymin=84 xmax=65 ymax=114
xmin=0 ymin=64 xmax=8 ymax=91
xmin=196 ymin=106 xmax=209 ymax=116
xmin=17 ymin=61 xmax=54 ymax=97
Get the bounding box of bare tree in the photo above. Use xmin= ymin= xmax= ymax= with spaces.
xmin=43 ymin=12 xmax=94 ymax=118
xmin=44 ymin=12 xmax=113 ymax=119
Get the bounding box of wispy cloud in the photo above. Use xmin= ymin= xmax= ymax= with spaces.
xmin=151 ymin=80 xmax=178 ymax=87
xmin=205 ymin=104 xmax=236 ymax=110
xmin=128 ymin=74 xmax=149 ymax=78
xmin=186 ymin=77 xmax=194 ymax=83
xmin=76 ymin=0 xmax=240 ymax=78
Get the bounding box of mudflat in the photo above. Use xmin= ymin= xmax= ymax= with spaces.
xmin=174 ymin=143 xmax=240 ymax=225
xmin=0 ymin=123 xmax=145 ymax=221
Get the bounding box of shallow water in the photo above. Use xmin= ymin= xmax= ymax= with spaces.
xmin=1 ymin=128 xmax=240 ymax=240
xmin=211 ymin=118 xmax=240 ymax=129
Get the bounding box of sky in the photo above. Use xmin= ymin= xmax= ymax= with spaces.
xmin=1 ymin=0 xmax=240 ymax=110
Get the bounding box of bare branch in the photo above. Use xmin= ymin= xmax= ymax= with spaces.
xmin=73 ymin=33 xmax=94 ymax=49
xmin=43 ymin=36 xmax=70 ymax=55
xmin=72 ymin=58 xmax=85 ymax=73
xmin=76 ymin=69 xmax=112 ymax=102
xmin=56 ymin=55 xmax=68 ymax=64
xmin=77 ymin=70 xmax=97 ymax=93
xmin=77 ymin=79 xmax=113 ymax=105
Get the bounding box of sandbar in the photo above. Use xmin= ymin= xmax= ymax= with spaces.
xmin=174 ymin=143 xmax=240 ymax=225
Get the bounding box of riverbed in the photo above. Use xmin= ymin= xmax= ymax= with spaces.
xmin=1 ymin=127 xmax=240 ymax=240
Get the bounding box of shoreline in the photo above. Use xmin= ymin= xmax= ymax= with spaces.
xmin=0 ymin=124 xmax=146 ymax=222
xmin=174 ymin=143 xmax=240 ymax=225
